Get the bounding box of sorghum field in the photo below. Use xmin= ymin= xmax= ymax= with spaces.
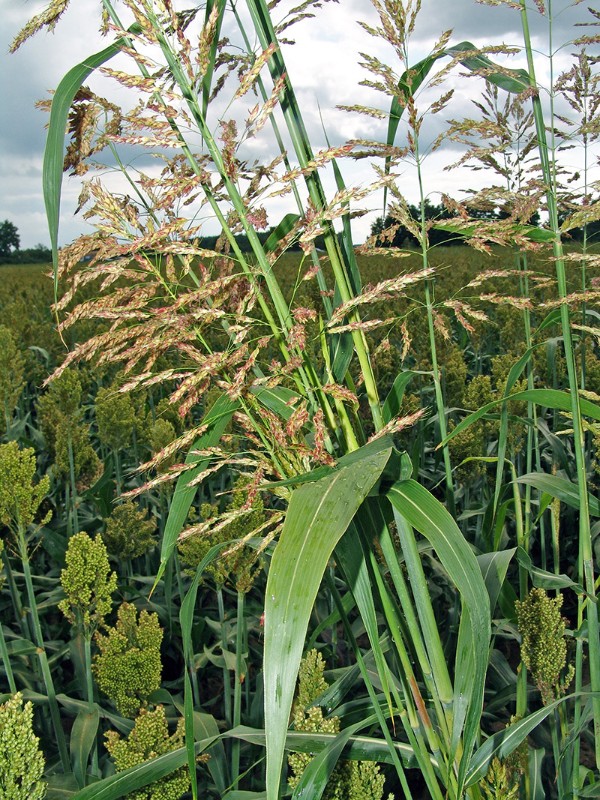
xmin=2 ymin=1 xmax=600 ymax=799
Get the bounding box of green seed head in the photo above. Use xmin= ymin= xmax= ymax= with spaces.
xmin=59 ymin=532 xmax=117 ymax=633
xmin=105 ymin=706 xmax=189 ymax=800
xmin=0 ymin=692 xmax=46 ymax=800
xmin=94 ymin=602 xmax=163 ymax=717
xmin=0 ymin=441 xmax=50 ymax=534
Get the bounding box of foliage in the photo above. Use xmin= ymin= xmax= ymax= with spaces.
xmin=0 ymin=221 xmax=20 ymax=259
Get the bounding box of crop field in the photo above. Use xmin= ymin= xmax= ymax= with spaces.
xmin=2 ymin=0 xmax=600 ymax=799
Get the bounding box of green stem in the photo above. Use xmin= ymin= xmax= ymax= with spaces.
xmin=519 ymin=0 xmax=600 ymax=766
xmin=325 ymin=573 xmax=420 ymax=800
xmin=414 ymin=144 xmax=455 ymax=514
xmin=17 ymin=527 xmax=70 ymax=771
xmin=217 ymin=588 xmax=232 ymax=727
xmin=231 ymin=590 xmax=245 ymax=789
xmin=0 ymin=622 xmax=17 ymax=694
xmin=1 ymin=548 xmax=31 ymax=641
xmin=84 ymin=634 xmax=99 ymax=777
xmin=246 ymin=0 xmax=383 ymax=430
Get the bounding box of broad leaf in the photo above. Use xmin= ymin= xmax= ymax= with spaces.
xmin=442 ymin=388 xmax=600 ymax=445
xmin=70 ymin=740 xmax=217 ymax=799
xmin=70 ymin=707 xmax=99 ymax=788
xmin=476 ymin=549 xmax=516 ymax=616
xmin=264 ymin=446 xmax=392 ymax=800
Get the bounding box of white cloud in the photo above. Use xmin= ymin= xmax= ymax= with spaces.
xmin=1 ymin=0 xmax=597 ymax=248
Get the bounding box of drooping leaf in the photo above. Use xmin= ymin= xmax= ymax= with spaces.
xmin=384 ymin=41 xmax=531 ymax=206
xmin=465 ymin=695 xmax=587 ymax=787
xmin=291 ymin=723 xmax=358 ymax=800
xmin=476 ymin=549 xmax=516 ymax=615
xmin=515 ymin=547 xmax=590 ymax=597
xmin=228 ymin=723 xmax=416 ymax=766
xmin=517 ymin=472 xmax=600 ymax=517
xmin=382 ymin=370 xmax=418 ymax=424
xmin=264 ymin=213 xmax=301 ymax=254
xmin=69 ymin=740 xmax=217 ymax=800
xmin=442 ymin=388 xmax=600 ymax=446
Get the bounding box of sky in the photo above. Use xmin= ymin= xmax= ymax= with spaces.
xmin=0 ymin=0 xmax=597 ymax=250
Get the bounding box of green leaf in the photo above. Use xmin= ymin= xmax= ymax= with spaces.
xmin=517 ymin=472 xmax=600 ymax=517
xmin=387 ymin=480 xmax=491 ymax=795
xmin=154 ymin=394 xmax=239 ymax=588
xmin=291 ymin=724 xmax=358 ymax=800
xmin=385 ymin=41 xmax=530 ymax=206
xmin=70 ymin=740 xmax=217 ymax=799
xmin=529 ymin=746 xmax=545 ymax=800
xmin=201 ymin=0 xmax=227 ymax=118
xmin=465 ymin=694 xmax=587 ymax=786
xmin=228 ymin=724 xmax=417 ymax=766
xmin=264 ymin=447 xmax=392 ymax=800
xmin=44 ymin=31 xmax=139 ymax=286
xmin=579 ymin=783 xmax=600 ymax=797
xmin=261 ymin=434 xmax=397 ymax=491
xmin=335 ymin=520 xmax=394 ymax=719
xmin=70 ymin=707 xmax=99 ymax=788
xmin=515 ymin=547 xmax=590 ymax=597
xmin=442 ymin=388 xmax=600 ymax=445
xmin=179 ymin=541 xmax=235 ymax=798
xmin=382 ymin=371 xmax=418 ymax=424
xmin=476 ymin=549 xmax=516 ymax=615
xmin=264 ymin=213 xmax=301 ymax=254
xmin=537 ymin=307 xmax=563 ymax=333
xmin=251 ymin=385 xmax=299 ymax=421
xmin=47 ymin=773 xmax=81 ymax=799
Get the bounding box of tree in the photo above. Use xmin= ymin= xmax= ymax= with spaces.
xmin=0 ymin=220 xmax=20 ymax=258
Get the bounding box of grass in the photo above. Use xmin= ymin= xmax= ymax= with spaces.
xmin=3 ymin=0 xmax=600 ymax=798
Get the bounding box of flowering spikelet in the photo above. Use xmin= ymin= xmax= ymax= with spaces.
xmin=10 ymin=0 xmax=70 ymax=51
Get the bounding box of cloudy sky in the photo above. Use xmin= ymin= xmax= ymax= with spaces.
xmin=1 ymin=0 xmax=597 ymax=249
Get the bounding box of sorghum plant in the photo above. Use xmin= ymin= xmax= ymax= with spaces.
xmin=9 ymin=0 xmax=600 ymax=798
